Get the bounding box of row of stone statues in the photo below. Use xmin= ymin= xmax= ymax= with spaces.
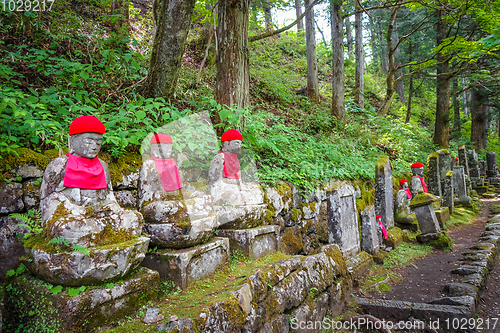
xmin=27 ymin=116 xmax=262 ymax=286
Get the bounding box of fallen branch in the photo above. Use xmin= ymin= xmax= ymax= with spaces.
xmin=373 ymin=274 xmax=390 ymax=291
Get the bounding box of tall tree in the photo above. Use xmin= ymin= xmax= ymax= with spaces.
xmin=140 ymin=0 xmax=196 ymax=99
xmin=432 ymin=8 xmax=451 ymax=148
xmin=215 ymin=0 xmax=250 ymax=110
xmin=354 ymin=0 xmax=364 ymax=108
xmin=393 ymin=21 xmax=405 ymax=103
xmin=470 ymin=88 xmax=487 ymax=151
xmin=405 ymin=41 xmax=413 ymax=123
xmin=330 ymin=0 xmax=345 ymax=119
xmin=452 ymin=78 xmax=461 ymax=134
xmin=264 ymin=0 xmax=273 ymax=31
xmin=345 ymin=17 xmax=353 ymax=57
xmin=305 ymin=0 xmax=319 ymax=101
xmin=110 ymin=0 xmax=129 ymax=32
xmin=295 ymin=0 xmax=304 ymax=36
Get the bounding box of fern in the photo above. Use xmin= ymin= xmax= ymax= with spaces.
xmin=48 ymin=236 xmax=90 ymax=257
xmin=10 ymin=209 xmax=43 ymax=237
xmin=48 ymin=237 xmax=71 ymax=247
xmin=71 ymin=244 xmax=90 ymax=256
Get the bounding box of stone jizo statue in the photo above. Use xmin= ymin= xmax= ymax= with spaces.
xmin=209 ymin=129 xmax=242 ymax=185
xmin=410 ymin=162 xmax=428 ymax=198
xmin=394 ymin=179 xmax=417 ymax=225
xmin=40 ymin=115 xmax=142 ymax=246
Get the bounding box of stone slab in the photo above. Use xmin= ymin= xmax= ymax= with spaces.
xmin=141 ymin=237 xmax=230 ymax=289
xmin=214 ymin=204 xmax=267 ymax=229
xmin=346 ymin=252 xmax=373 ymax=278
xmin=429 ymin=296 xmax=475 ymax=311
xmin=374 ymin=156 xmax=395 ymax=229
xmin=4 ymin=267 xmax=158 ymax=333
xmin=435 ymin=207 xmax=450 ymax=229
xmin=217 ymin=225 xmax=279 ymax=259
xmin=355 ymin=298 xmax=412 ymax=321
xmin=412 ymin=302 xmax=472 ymax=323
xmin=360 ymin=206 xmax=382 ymax=255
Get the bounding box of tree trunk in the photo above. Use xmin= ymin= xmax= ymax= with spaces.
xmin=264 ymin=0 xmax=273 ymax=32
xmin=295 ymin=0 xmax=304 ymax=37
xmin=215 ymin=0 xmax=250 ymax=110
xmin=452 ymin=78 xmax=461 ymax=134
xmin=433 ymin=9 xmax=451 ymax=148
xmin=405 ymin=41 xmax=413 ymax=123
xmin=354 ymin=1 xmax=364 ymax=109
xmin=461 ymin=76 xmax=469 ymax=117
xmin=345 ymin=17 xmax=353 ymax=57
xmin=470 ymin=88 xmax=486 ymax=151
xmin=377 ymin=20 xmax=388 ymax=73
xmin=368 ymin=15 xmax=378 ymax=71
xmin=110 ymin=0 xmax=130 ymax=31
xmin=305 ymin=0 xmax=319 ymax=102
xmin=483 ymin=104 xmax=491 ymax=149
xmin=377 ymin=6 xmax=400 ymax=116
xmin=330 ymin=0 xmax=344 ymax=120
xmin=393 ymin=22 xmax=405 ymax=103
xmin=140 ymin=0 xmax=196 ymax=99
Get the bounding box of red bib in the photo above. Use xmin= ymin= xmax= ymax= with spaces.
xmin=152 ymin=157 xmax=183 ymax=191
xmin=417 ymin=175 xmax=428 ymax=193
xmin=63 ymin=154 xmax=107 ymax=189
xmin=377 ymin=220 xmax=388 ymax=239
xmin=404 ymin=188 xmax=412 ymax=199
xmin=221 ymin=151 xmax=240 ymax=179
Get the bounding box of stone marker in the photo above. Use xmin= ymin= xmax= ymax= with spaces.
xmin=438 ymin=150 xmax=452 ymax=191
xmin=454 ymin=166 xmax=472 ymax=206
xmin=374 ymin=156 xmax=394 ymax=229
xmin=410 ymin=191 xmax=441 ymax=242
xmin=326 ymin=182 xmax=361 ymax=257
xmin=217 ymin=225 xmax=280 ymax=259
xmin=487 ymin=151 xmax=499 ymax=184
xmin=442 ymin=170 xmax=454 ymax=215
xmin=479 ymin=160 xmax=486 ymax=176
xmin=468 ymin=149 xmax=481 ymax=177
xmin=458 ymin=145 xmax=469 ymax=177
xmin=394 ymin=179 xmax=417 ymax=229
xmin=360 ymin=206 xmax=382 ymax=255
xmin=426 ymin=152 xmax=442 ymax=198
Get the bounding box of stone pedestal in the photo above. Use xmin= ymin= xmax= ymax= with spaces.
xmin=374 ymin=156 xmax=394 ymax=229
xmin=479 ymin=160 xmax=486 ymax=176
xmin=458 ymin=145 xmax=469 ymax=177
xmin=360 ymin=206 xmax=382 ymax=255
xmin=435 ymin=207 xmax=450 ymax=229
xmin=214 ymin=203 xmax=267 ymax=229
xmin=394 ymin=190 xmax=417 ymax=228
xmin=487 ymin=152 xmax=499 ymax=184
xmin=453 ymin=166 xmax=472 ymax=206
xmin=217 ymin=225 xmax=279 ymax=259
xmin=427 ymin=152 xmax=442 ymax=198
xmin=410 ymin=192 xmax=441 ymax=241
xmin=442 ymin=171 xmax=454 ymax=215
xmin=141 ymin=237 xmax=230 ymax=289
xmin=438 ymin=150 xmax=452 ymax=191
xmin=327 ymin=183 xmax=361 ymax=257
xmin=4 ymin=267 xmax=158 ymax=333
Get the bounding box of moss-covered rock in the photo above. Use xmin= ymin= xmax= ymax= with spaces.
xmin=430 ymin=234 xmax=454 ymax=251
xmin=410 ymin=191 xmax=439 ymax=208
xmin=384 ymin=227 xmax=404 ymax=249
xmin=280 ymin=226 xmax=303 ymax=255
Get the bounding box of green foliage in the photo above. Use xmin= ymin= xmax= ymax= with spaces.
xmin=10 ymin=209 xmax=43 ymax=239
xmin=47 ymin=236 xmax=90 ymax=256
xmin=67 ymin=286 xmax=86 ymax=297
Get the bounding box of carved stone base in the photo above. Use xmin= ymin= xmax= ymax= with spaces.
xmin=141 ymin=237 xmax=230 ymax=289
xmin=214 ymin=204 xmax=267 ymax=229
xmin=4 ymin=267 xmax=158 ymax=333
xmin=217 ymin=225 xmax=279 ymax=259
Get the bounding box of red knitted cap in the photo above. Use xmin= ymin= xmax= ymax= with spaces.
xmin=399 ymin=179 xmax=408 ymax=185
xmin=411 ymin=162 xmax=424 ymax=168
xmin=221 ymin=129 xmax=243 ymax=142
xmin=150 ymin=134 xmax=172 ymax=144
xmin=376 ymin=215 xmax=381 ymax=219
xmin=455 ymin=157 xmax=459 ymax=161
xmin=69 ymin=116 xmax=105 ymax=136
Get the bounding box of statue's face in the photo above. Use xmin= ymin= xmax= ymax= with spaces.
xmin=401 ymin=182 xmax=409 ymax=189
xmin=151 ymin=143 xmax=172 ymax=159
xmin=412 ymin=167 xmax=424 ymax=177
xmin=222 ymin=140 xmax=242 ymax=154
xmin=70 ymin=132 xmax=103 ymax=159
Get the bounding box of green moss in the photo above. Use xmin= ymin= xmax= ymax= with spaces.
xmin=446 ymin=170 xmax=453 ymax=177
xmin=375 ymin=155 xmax=390 ymax=175
xmin=430 ymin=234 xmax=454 ymax=251
xmin=290 ymin=208 xmax=301 ymax=222
xmin=301 ymin=219 xmax=313 ymax=234
xmin=438 ymin=149 xmax=451 ymax=155
xmin=176 ymin=218 xmax=192 ymax=229
xmin=102 ymin=151 xmax=142 ymax=185
xmin=0 ymin=148 xmax=51 ymax=173
xmin=409 ymin=191 xmax=438 ymax=208
xmin=188 ymin=181 xmax=209 ymax=193
xmin=384 ymin=227 xmax=404 ymax=249
xmin=280 ymin=227 xmax=303 ymax=254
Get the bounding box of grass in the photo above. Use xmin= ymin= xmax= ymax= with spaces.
xmin=97 ymin=251 xmax=292 ymax=333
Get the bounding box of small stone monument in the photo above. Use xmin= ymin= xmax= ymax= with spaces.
xmin=442 ymin=171 xmax=454 ymax=215
xmin=453 ymin=166 xmax=472 ymax=206
xmin=426 ymin=152 xmax=442 ymax=198
xmin=438 ymin=150 xmax=452 ymax=191
xmin=374 ymin=155 xmax=394 ymax=229
xmin=458 ymin=145 xmax=469 ymax=177
xmin=486 ymin=152 xmax=499 ymax=185
xmin=479 ymin=160 xmax=486 ymax=176
xmin=468 ymin=149 xmax=481 ymax=178
xmin=394 ymin=179 xmax=417 ymax=229
xmin=410 ymin=191 xmax=441 ymax=242
xmin=410 ymin=162 xmax=428 ymax=198
xmin=361 ymin=206 xmax=382 ymax=255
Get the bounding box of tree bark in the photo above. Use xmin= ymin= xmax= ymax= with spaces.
xmin=354 ymin=0 xmax=364 ymax=109
xmin=393 ymin=21 xmax=405 ymax=103
xmin=470 ymin=88 xmax=486 ymax=151
xmin=295 ymin=0 xmax=304 ymax=37
xmin=377 ymin=6 xmax=399 ymax=116
xmin=110 ymin=0 xmax=130 ymax=32
xmin=405 ymin=41 xmax=413 ymax=123
xmin=264 ymin=0 xmax=273 ymax=32
xmin=368 ymin=15 xmax=378 ymax=71
xmin=140 ymin=0 xmax=196 ymax=99
xmin=377 ymin=20 xmax=388 ymax=73
xmin=345 ymin=17 xmax=353 ymax=57
xmin=215 ymin=0 xmax=250 ymax=110
xmin=452 ymin=78 xmax=461 ymax=134
xmin=433 ymin=9 xmax=451 ymax=148
xmin=330 ymin=0 xmax=345 ymax=120
xmin=305 ymin=0 xmax=319 ymax=102
xmin=483 ymin=104 xmax=491 ymax=149
xmin=461 ymin=76 xmax=469 ymax=117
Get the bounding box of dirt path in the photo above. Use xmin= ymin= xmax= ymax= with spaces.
xmin=364 ymin=200 xmax=495 ymax=303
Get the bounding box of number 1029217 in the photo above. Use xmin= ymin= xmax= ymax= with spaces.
xmin=2 ymin=0 xmax=55 ymax=11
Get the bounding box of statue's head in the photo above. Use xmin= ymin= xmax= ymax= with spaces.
xmin=411 ymin=162 xmax=424 ymax=177
xmin=455 ymin=157 xmax=459 ymax=166
xmin=399 ymin=179 xmax=409 ymax=189
xmin=150 ymin=134 xmax=173 ymax=159
xmin=68 ymin=116 xmax=106 ymax=159
xmin=221 ymin=129 xmax=242 ymax=154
